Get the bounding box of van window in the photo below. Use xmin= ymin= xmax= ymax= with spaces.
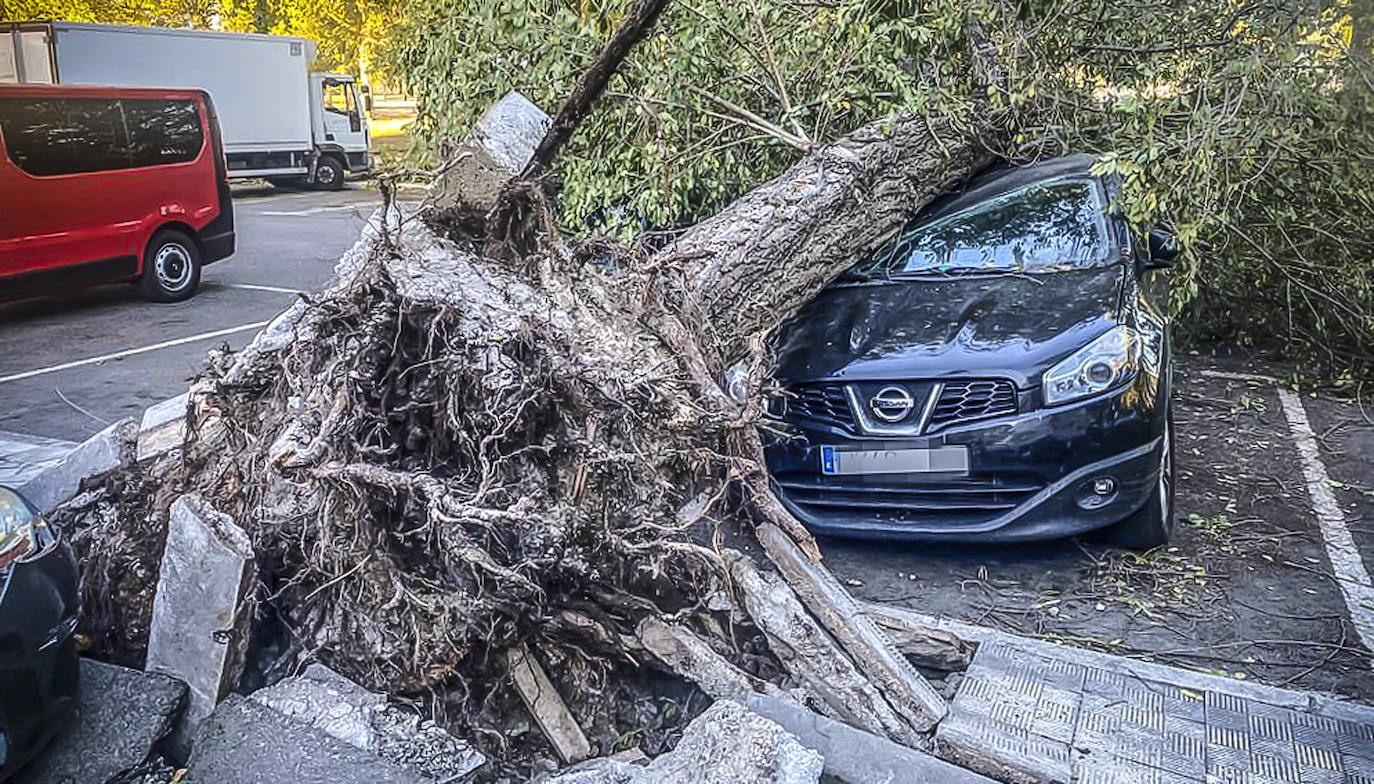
xmin=123 ymin=98 xmax=203 ymax=168
xmin=0 ymin=97 xmax=128 ymax=176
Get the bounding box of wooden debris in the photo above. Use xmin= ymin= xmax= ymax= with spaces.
xmin=756 ymin=523 xmax=948 ymax=732
xmin=637 ymin=617 xmax=792 ymax=704
xmin=506 ymin=644 xmax=592 ymax=764
xmin=725 ymin=549 xmax=926 ymax=748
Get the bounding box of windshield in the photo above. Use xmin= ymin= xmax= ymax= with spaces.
xmin=844 ymin=177 xmax=1113 ymax=280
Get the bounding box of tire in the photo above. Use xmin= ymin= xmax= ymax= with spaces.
xmin=1105 ymin=411 xmax=1175 ymax=550
xmin=139 ymin=230 xmax=202 ymax=303
xmin=312 ymin=155 xmax=345 ymax=190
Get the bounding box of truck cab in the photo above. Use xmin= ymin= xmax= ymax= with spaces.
xmin=308 ymin=72 xmax=369 ymax=190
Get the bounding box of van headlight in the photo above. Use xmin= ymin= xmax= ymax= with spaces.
xmin=0 ymin=487 xmax=42 ymax=571
xmin=1042 ymin=326 xmax=1140 ymax=406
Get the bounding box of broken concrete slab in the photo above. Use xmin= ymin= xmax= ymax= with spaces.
xmin=545 ymin=700 xmax=822 ymax=784
xmin=17 ymin=418 xmax=135 ymax=513
xmin=187 ymin=695 xmax=432 ymax=784
xmin=136 ymin=393 xmax=189 ymax=462
xmin=145 ymin=494 xmax=257 ymax=761
xmin=744 ymin=693 xmax=996 ymax=784
xmin=0 ymin=429 xmax=75 ymax=487
xmin=427 ymin=91 xmax=551 ymax=213
xmin=251 ymin=664 xmax=485 ymax=781
xmin=14 ymin=659 xmax=186 ymax=784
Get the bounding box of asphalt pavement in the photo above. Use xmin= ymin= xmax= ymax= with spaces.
xmin=0 ymin=184 xmax=392 ymax=440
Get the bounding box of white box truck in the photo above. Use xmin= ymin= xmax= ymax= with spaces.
xmin=0 ymin=21 xmax=370 ymax=188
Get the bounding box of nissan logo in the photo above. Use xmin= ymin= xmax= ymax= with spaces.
xmin=869 ymin=386 xmax=916 ymax=423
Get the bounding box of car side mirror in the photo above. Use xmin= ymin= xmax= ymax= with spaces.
xmin=1145 ymin=228 xmax=1180 ymax=270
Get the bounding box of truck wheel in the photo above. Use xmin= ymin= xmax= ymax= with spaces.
xmin=312 ymin=156 xmax=345 ymax=190
xmin=139 ymin=230 xmax=202 ymax=303
xmin=1105 ymin=413 xmax=1175 ymax=550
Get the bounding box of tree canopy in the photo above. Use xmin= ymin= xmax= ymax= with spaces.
xmin=382 ymin=0 xmax=1374 ymax=377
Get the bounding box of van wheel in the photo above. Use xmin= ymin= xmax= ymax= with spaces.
xmin=312 ymin=156 xmax=345 ymax=190
xmin=140 ymin=230 xmax=202 ymax=302
xmin=1105 ymin=413 xmax=1175 ymax=550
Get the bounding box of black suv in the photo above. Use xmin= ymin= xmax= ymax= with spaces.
xmin=0 ymin=486 xmax=79 ymax=779
xmin=757 ymin=155 xmax=1176 ymax=548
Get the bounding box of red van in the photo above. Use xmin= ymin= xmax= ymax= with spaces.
xmin=0 ymin=84 xmax=234 ymax=303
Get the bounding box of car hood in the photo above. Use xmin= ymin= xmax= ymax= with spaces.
xmin=772 ymin=265 xmax=1128 ymax=388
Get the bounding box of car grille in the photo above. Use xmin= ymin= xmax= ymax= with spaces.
xmin=928 ymin=379 xmax=1017 ymax=430
xmin=788 ymin=384 xmax=855 ymax=430
xmin=783 ymin=379 xmax=1017 ymax=433
xmin=774 ymin=475 xmax=1044 ymax=528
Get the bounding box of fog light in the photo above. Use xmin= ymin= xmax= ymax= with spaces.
xmin=1076 ymin=476 xmax=1119 ymax=510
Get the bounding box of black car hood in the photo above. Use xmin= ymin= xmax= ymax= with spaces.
xmin=773 ymin=265 xmax=1128 ymax=388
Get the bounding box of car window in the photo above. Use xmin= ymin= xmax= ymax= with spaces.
xmin=845 ymin=177 xmax=1113 ymax=279
xmin=0 ymin=96 xmax=130 ymax=176
xmin=123 ymin=98 xmax=203 ymax=168
xmin=323 ymin=80 xmax=353 ymax=116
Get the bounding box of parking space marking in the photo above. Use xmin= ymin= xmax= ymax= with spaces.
xmin=0 ymin=321 xmax=269 ymax=385
xmin=259 ymin=204 xmax=375 ymax=217
xmin=224 ymin=283 xmax=304 ymax=295
xmin=1276 ymin=387 xmax=1374 ymax=654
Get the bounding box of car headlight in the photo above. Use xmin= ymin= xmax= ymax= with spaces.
xmin=1042 ymin=325 xmax=1140 ymax=406
xmin=0 ymin=487 xmax=45 ymax=571
xmin=721 ymin=362 xmax=751 ymax=407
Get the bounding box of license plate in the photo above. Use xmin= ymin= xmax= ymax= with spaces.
xmin=820 ymin=445 xmax=969 ymax=476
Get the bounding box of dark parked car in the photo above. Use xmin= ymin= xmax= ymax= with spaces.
xmin=0 ymin=486 xmax=79 ymax=779
xmin=749 ymin=155 xmax=1176 ymax=548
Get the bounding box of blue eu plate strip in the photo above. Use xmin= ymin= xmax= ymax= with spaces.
xmin=820 ymin=445 xmax=837 ymax=475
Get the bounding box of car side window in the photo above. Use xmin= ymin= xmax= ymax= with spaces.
xmin=849 ymin=177 xmax=1113 ymax=279
xmin=0 ymin=96 xmax=130 ymax=176
xmin=123 ymin=98 xmax=204 ymax=168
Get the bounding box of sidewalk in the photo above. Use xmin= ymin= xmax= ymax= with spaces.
xmin=0 ymin=428 xmax=75 ymax=486
xmin=930 ymin=630 xmax=1374 ymax=784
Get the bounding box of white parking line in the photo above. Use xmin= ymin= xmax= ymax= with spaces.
xmin=0 ymin=321 xmax=269 ymax=385
xmin=224 ymin=283 xmax=304 ymax=295
xmin=1275 ymin=387 xmax=1374 ymax=654
xmin=259 ymin=204 xmax=373 ymax=217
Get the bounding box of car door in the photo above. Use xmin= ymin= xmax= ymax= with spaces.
xmin=0 ymin=94 xmax=142 ymax=286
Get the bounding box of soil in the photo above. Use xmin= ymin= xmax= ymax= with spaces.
xmin=819 ymin=355 xmax=1374 ymax=701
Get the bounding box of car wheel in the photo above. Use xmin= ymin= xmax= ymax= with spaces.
xmin=312 ymin=155 xmax=345 ymax=190
xmin=1105 ymin=411 xmax=1175 ymax=550
xmin=139 ymin=230 xmax=202 ymax=303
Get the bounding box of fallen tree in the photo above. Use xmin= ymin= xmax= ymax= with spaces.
xmin=77 ymin=1 xmax=1008 ymax=777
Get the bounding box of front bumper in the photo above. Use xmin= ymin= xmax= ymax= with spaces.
xmin=0 ymin=536 xmax=80 ymax=779
xmin=764 ymin=376 xmax=1167 ymax=542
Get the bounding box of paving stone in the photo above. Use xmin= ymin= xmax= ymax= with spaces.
xmin=250 ymin=664 xmax=485 ymax=781
xmin=185 ymin=695 xmax=431 ymax=784
xmin=428 ymin=91 xmax=550 ymax=213
xmin=744 ymin=693 xmax=996 ymax=783
xmin=14 ymin=659 xmax=186 ymax=784
xmin=136 ymin=393 xmax=189 ymax=462
xmin=17 ymin=419 xmax=135 ymax=513
xmin=0 ymin=430 xmax=75 ymax=487
xmin=935 ymin=640 xmax=1374 ymax=784
xmin=145 ymin=494 xmax=256 ymax=761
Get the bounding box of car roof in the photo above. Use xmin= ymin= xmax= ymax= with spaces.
xmin=916 ymin=154 xmax=1098 ymax=225
xmin=0 ymin=83 xmax=210 ymax=101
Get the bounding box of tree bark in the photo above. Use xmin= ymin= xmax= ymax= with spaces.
xmin=663 ymin=114 xmax=999 ymax=373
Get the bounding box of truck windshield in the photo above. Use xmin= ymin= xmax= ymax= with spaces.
xmin=323 ymin=80 xmax=355 ymax=116
xmin=843 ymin=177 xmax=1113 ymax=280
